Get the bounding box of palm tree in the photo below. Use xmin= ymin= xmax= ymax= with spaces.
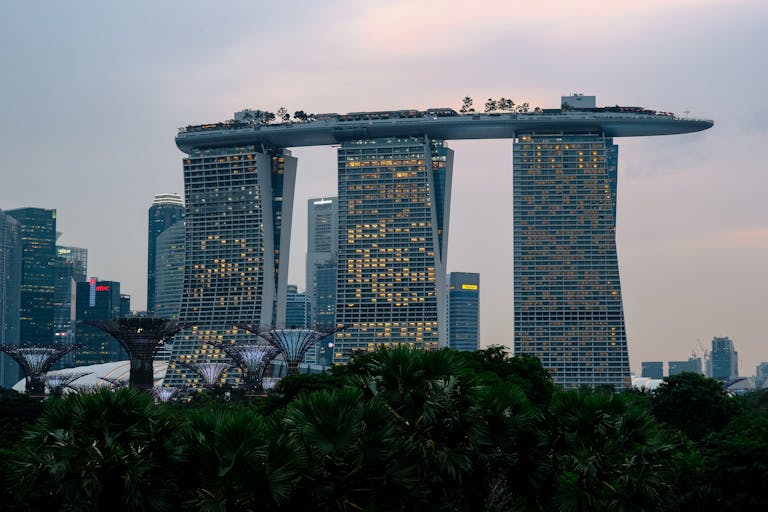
xmin=13 ymin=388 xmax=183 ymax=512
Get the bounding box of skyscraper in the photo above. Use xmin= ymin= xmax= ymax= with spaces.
xmin=53 ymin=245 xmax=87 ymax=344
xmin=154 ymin=221 xmax=185 ymax=319
xmin=306 ymin=197 xmax=338 ymax=330
xmin=0 ymin=211 xmax=21 ymax=388
xmin=448 ymin=272 xmax=480 ymax=352
xmin=73 ymin=278 xmax=126 ymax=367
xmin=710 ymin=336 xmax=738 ymax=380
xmin=286 ymin=284 xmax=310 ymax=329
xmin=164 ymin=145 xmax=297 ymax=387
xmin=513 ymin=124 xmax=630 ymax=388
xmin=333 ymin=137 xmax=453 ymax=361
xmin=6 ymin=208 xmax=57 ymax=346
xmin=147 ymin=193 xmax=184 ymax=314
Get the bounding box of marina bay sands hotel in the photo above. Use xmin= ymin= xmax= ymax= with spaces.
xmin=166 ymin=95 xmax=712 ymax=388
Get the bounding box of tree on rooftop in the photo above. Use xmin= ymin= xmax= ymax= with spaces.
xmin=459 ymin=96 xmax=474 ymax=114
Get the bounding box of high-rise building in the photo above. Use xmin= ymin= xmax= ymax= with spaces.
xmin=448 ymin=272 xmax=480 ymax=352
xmin=641 ymin=361 xmax=663 ymax=379
xmin=6 ymin=208 xmax=57 ymax=346
xmin=164 ymin=145 xmax=297 ymax=387
xmin=668 ymin=357 xmax=702 ymax=376
xmin=286 ymin=284 xmax=310 ymax=329
xmin=0 ymin=212 xmax=21 ymax=388
xmin=513 ymin=127 xmax=630 ymax=388
xmin=53 ymin=245 xmax=87 ymax=344
xmin=147 ymin=193 xmax=184 ymax=314
xmin=756 ymin=362 xmax=768 ymax=388
xmin=154 ymin=221 xmax=185 ymax=319
xmin=73 ymin=278 xmax=126 ymax=367
xmin=333 ymin=137 xmax=453 ymax=362
xmin=710 ymin=336 xmax=738 ymax=380
xmin=306 ymin=197 xmax=338 ymax=330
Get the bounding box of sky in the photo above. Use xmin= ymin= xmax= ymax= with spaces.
xmin=1 ymin=0 xmax=766 ymax=376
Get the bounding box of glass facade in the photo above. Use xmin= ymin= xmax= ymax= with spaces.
xmin=333 ymin=137 xmax=452 ymax=362
xmin=448 ymin=272 xmax=480 ymax=352
xmin=73 ymin=279 xmax=126 ymax=367
xmin=147 ymin=194 xmax=184 ymax=314
xmin=641 ymin=361 xmax=663 ymax=379
xmin=164 ymin=147 xmax=297 ymax=388
xmin=154 ymin=221 xmax=185 ymax=319
xmin=0 ymin=212 xmax=21 ymax=388
xmin=513 ymin=133 xmax=630 ymax=388
xmin=668 ymin=357 xmax=702 ymax=376
xmin=6 ymin=208 xmax=57 ymax=347
xmin=306 ymin=197 xmax=338 ymax=329
xmin=710 ymin=336 xmax=738 ymax=380
xmin=53 ymin=245 xmax=87 ymax=345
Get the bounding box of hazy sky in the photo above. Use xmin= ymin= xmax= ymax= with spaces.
xmin=1 ymin=0 xmax=766 ymax=376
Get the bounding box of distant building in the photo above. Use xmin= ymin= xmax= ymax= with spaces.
xmin=306 ymin=197 xmax=338 ymax=330
xmin=154 ymin=221 xmax=184 ymax=319
xmin=641 ymin=361 xmax=664 ymax=379
xmin=668 ymin=357 xmax=702 ymax=376
xmin=710 ymin=336 xmax=738 ymax=380
xmin=73 ymin=278 xmax=126 ymax=367
xmin=5 ymin=208 xmax=57 ymax=346
xmin=0 ymin=211 xmax=21 ymax=388
xmin=147 ymin=194 xmax=184 ymax=314
xmin=448 ymin=272 xmax=480 ymax=351
xmin=756 ymin=362 xmax=768 ymax=388
xmin=286 ymin=285 xmax=310 ymax=329
xmin=53 ymin=246 xmax=87 ymax=345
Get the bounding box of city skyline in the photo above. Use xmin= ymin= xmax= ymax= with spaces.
xmin=1 ymin=1 xmax=766 ymax=375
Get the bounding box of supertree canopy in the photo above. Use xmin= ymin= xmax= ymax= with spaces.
xmin=85 ymin=318 xmax=186 ymax=390
xmin=152 ymin=386 xmax=180 ymax=403
xmin=0 ymin=344 xmax=82 ymax=396
xmin=184 ymin=362 xmax=230 ymax=387
xmin=43 ymin=372 xmax=91 ymax=396
xmin=238 ymin=325 xmax=339 ymax=375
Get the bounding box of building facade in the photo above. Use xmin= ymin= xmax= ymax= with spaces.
xmin=154 ymin=221 xmax=185 ymax=319
xmin=73 ymin=278 xmax=126 ymax=367
xmin=306 ymin=197 xmax=338 ymax=330
xmin=0 ymin=212 xmax=21 ymax=388
xmin=641 ymin=361 xmax=664 ymax=379
xmin=6 ymin=208 xmax=57 ymax=347
xmin=53 ymin=245 xmax=87 ymax=345
xmin=668 ymin=357 xmax=702 ymax=376
xmin=147 ymin=193 xmax=184 ymax=314
xmin=164 ymin=147 xmax=297 ymax=387
xmin=512 ymin=131 xmax=630 ymax=388
xmin=710 ymin=336 xmax=738 ymax=380
xmin=333 ymin=137 xmax=453 ymax=362
xmin=448 ymin=272 xmax=480 ymax=352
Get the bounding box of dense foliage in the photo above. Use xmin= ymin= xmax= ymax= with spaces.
xmin=1 ymin=347 xmax=766 ymax=511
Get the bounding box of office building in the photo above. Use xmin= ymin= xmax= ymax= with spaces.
xmin=756 ymin=362 xmax=768 ymax=388
xmin=154 ymin=221 xmax=185 ymax=319
xmin=668 ymin=357 xmax=702 ymax=376
xmin=333 ymin=137 xmax=453 ymax=362
xmin=306 ymin=197 xmax=338 ymax=330
xmin=147 ymin=193 xmax=184 ymax=314
xmin=641 ymin=361 xmax=663 ymax=379
xmin=165 ymin=145 xmax=297 ymax=387
xmin=0 ymin=212 xmax=21 ymax=388
xmin=710 ymin=336 xmax=738 ymax=380
xmin=448 ymin=272 xmax=480 ymax=351
xmin=286 ymin=285 xmax=310 ymax=329
xmin=73 ymin=278 xmax=126 ymax=367
xmin=174 ymin=98 xmax=710 ymax=386
xmin=53 ymin=245 xmax=87 ymax=344
xmin=513 ymin=127 xmax=630 ymax=388
xmin=6 ymin=208 xmax=57 ymax=346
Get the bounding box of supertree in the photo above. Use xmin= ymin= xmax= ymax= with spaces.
xmin=261 ymin=376 xmax=281 ymax=391
xmin=43 ymin=372 xmax=91 ymax=396
xmin=183 ymin=362 xmax=231 ymax=387
xmin=0 ymin=344 xmax=82 ymax=396
xmin=85 ymin=318 xmax=186 ymax=390
xmin=238 ymin=325 xmax=341 ymax=375
xmin=152 ymin=386 xmax=180 ymax=403
xmin=205 ymin=341 xmax=280 ymax=392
